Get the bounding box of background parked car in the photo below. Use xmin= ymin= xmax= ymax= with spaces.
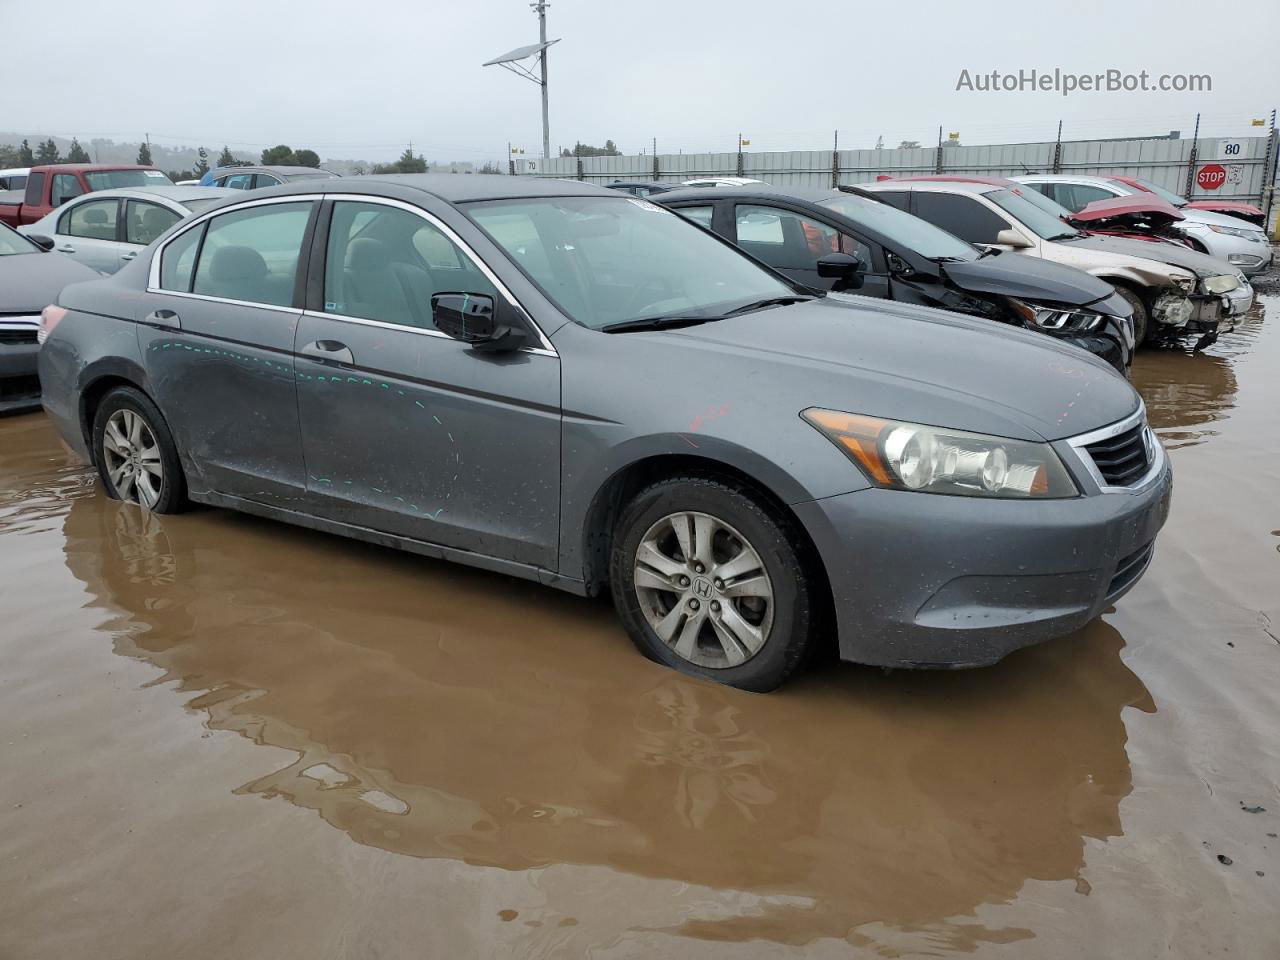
xmin=1013 ymin=174 xmax=1273 ymax=276
xmin=197 ymin=165 xmax=340 ymax=190
xmin=681 ymin=177 xmax=768 ymax=188
xmin=605 ymin=180 xmax=684 ymax=197
xmin=0 ymin=164 xmax=172 ymax=228
xmin=0 ymin=221 xmax=98 ymax=413
xmin=857 ymin=178 xmax=1248 ymax=347
xmin=20 ymin=186 xmax=236 ymax=275
xmin=655 ymin=185 xmax=1135 ymax=372
xmin=0 ymin=167 xmax=30 ymax=192
xmin=38 ymin=176 xmax=1170 ymax=691
xmin=1108 ymin=174 xmax=1266 ymax=227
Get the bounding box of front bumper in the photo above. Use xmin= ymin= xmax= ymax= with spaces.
xmin=794 ymin=453 xmax=1172 ymax=669
xmin=1057 ymin=314 xmax=1131 ymax=374
xmin=0 ymin=336 xmax=41 ymax=415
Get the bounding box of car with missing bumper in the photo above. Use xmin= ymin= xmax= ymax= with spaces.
xmin=38 ymin=175 xmax=1171 ymax=691
xmin=858 ymin=177 xmax=1249 ymax=347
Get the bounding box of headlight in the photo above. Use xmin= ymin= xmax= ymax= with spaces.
xmin=1007 ymin=299 xmax=1105 ymax=332
xmin=802 ymin=409 xmax=1078 ymax=499
xmin=1203 ymin=274 xmax=1240 ymax=294
xmin=1207 ymin=223 xmax=1263 ymax=241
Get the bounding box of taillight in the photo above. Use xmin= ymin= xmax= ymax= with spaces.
xmin=37 ymin=305 xmax=66 ymax=345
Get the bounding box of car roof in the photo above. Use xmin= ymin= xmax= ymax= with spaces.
xmin=32 ymin=163 xmax=157 ymax=173
xmin=57 ymin=185 xmax=239 ymax=204
xmin=211 ymin=165 xmax=339 ymax=176
xmin=1012 ymin=174 xmax=1121 ymax=185
xmin=239 ymin=173 xmax=618 ymax=203
xmin=859 ymin=180 xmax=1001 ymax=195
xmin=655 ymin=184 xmax=842 ymax=204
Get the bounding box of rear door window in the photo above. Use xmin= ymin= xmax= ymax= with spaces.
xmin=24 ymin=172 xmax=45 ymax=206
xmin=222 ymin=173 xmax=255 ymax=190
xmin=675 ymin=205 xmax=714 ymax=228
xmin=252 ymin=174 xmax=282 ymax=189
xmin=63 ymin=198 xmax=120 ymax=240
xmin=911 ymin=192 xmax=1007 ymax=244
xmin=50 ymin=174 xmax=84 ymax=208
xmin=1052 ymin=183 xmax=1117 ymax=212
xmin=191 ymin=202 xmax=312 ymax=306
xmin=126 ymin=200 xmax=180 ymax=245
xmin=734 ymin=204 xmax=867 ymax=269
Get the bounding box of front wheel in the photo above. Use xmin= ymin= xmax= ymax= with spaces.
xmin=1113 ymin=285 xmax=1150 ymax=345
xmin=609 ymin=476 xmax=815 ymax=692
xmin=92 ymin=386 xmax=188 ymax=513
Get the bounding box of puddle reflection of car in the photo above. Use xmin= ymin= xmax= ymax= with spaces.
xmin=40 ymin=176 xmax=1170 ymax=690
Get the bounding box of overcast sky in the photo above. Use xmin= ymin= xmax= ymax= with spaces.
xmin=2 ymin=0 xmax=1277 ymax=164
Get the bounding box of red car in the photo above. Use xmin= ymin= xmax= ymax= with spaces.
xmin=0 ymin=164 xmax=172 ymax=228
xmin=1109 ymin=175 xmax=1265 ymax=228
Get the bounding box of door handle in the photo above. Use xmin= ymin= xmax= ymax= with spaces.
xmin=144 ymin=309 xmax=181 ymax=329
xmin=56 ymin=244 xmax=75 ymax=253
xmin=121 ymin=251 xmax=138 ymax=262
xmin=300 ymin=339 xmax=354 ymax=365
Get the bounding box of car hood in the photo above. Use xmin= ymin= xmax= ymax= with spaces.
xmin=0 ymin=252 xmax=100 ymax=313
xmin=1178 ymin=207 xmax=1266 ymax=230
xmin=1186 ymin=199 xmax=1263 ymax=218
xmin=1064 ymin=233 xmax=1235 ymax=278
xmin=657 ymin=297 xmax=1137 ymax=442
xmin=941 ymin=252 xmax=1116 ymax=306
xmin=1071 ymin=195 xmax=1184 ymax=225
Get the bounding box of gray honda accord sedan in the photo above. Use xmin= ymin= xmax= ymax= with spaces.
xmin=37 ymin=175 xmax=1171 ymax=690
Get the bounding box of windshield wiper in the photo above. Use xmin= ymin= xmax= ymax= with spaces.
xmin=717 ymin=295 xmax=815 ymax=318
xmin=600 ymin=315 xmax=718 ymax=334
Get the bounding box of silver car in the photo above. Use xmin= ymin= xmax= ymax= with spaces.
xmin=1014 ymin=174 xmax=1274 ymax=277
xmin=20 ymin=186 xmax=236 ymax=275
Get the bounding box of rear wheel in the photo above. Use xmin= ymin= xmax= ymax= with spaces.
xmin=1113 ymin=285 xmax=1150 ymax=345
xmin=92 ymin=386 xmax=188 ymax=513
xmin=609 ymin=476 xmax=815 ymax=692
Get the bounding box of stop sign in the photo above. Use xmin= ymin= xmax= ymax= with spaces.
xmin=1196 ymin=164 xmax=1227 ymax=191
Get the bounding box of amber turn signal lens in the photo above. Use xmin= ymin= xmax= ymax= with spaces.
xmin=800 ymin=409 xmax=892 ymax=484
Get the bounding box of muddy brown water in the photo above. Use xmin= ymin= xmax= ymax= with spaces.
xmin=1 ymin=299 xmax=1278 ymax=958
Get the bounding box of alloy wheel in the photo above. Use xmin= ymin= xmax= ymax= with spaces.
xmin=102 ymin=409 xmax=164 ymax=509
xmin=632 ymin=511 xmax=775 ymax=669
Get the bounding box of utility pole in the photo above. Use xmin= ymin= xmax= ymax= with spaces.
xmin=534 ymin=2 xmax=550 ymax=162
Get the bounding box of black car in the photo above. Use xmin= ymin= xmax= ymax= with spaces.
xmin=605 ymin=180 xmax=684 ymax=197
xmin=653 ymin=185 xmax=1135 ymax=373
xmin=0 ymin=222 xmax=98 ymax=413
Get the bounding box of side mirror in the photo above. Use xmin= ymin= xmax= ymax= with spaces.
xmin=817 ymin=252 xmax=864 ymax=290
xmin=28 ymin=234 xmax=55 ymax=252
xmin=994 ymin=228 xmax=1033 ymax=249
xmin=431 ymin=292 xmax=529 ymax=353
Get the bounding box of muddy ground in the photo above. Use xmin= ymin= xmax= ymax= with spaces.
xmin=1 ymin=285 xmax=1278 ymax=959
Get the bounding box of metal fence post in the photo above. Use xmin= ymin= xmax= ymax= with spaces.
xmin=653 ymin=137 xmax=659 ymax=181
xmin=1261 ymin=111 xmax=1278 ymax=233
xmin=576 ymin=156 xmax=584 ymax=181
xmin=1184 ymin=112 xmax=1201 ymax=198
xmin=934 ymin=125 xmax=944 ymax=174
xmin=1052 ymin=120 xmax=1063 ymax=174
xmin=832 ymin=130 xmax=839 ymax=188
xmin=736 ymin=133 xmax=745 ymax=177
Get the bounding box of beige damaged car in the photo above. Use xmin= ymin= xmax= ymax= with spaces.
xmin=857 ymin=177 xmax=1250 ymax=348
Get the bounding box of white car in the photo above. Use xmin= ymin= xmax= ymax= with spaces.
xmin=681 ymin=177 xmax=769 ymax=188
xmin=858 ymin=178 xmax=1249 ymax=346
xmin=20 ymin=185 xmax=235 ymax=275
xmin=0 ymin=166 xmax=30 ymax=192
xmin=1013 ymin=174 xmax=1273 ymax=277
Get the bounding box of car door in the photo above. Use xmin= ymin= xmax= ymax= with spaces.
xmin=292 ymin=196 xmax=561 ymax=570
xmin=54 ymin=197 xmax=126 ymax=273
xmin=121 ymin=199 xmax=181 ymax=271
xmin=731 ymin=202 xmax=879 ymax=294
xmin=138 ymin=196 xmax=317 ymax=502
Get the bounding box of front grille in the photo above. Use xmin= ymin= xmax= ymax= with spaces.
xmin=1108 ymin=543 xmax=1153 ymax=597
xmin=0 ymin=328 xmax=38 ymax=345
xmin=1084 ymin=423 xmax=1151 ymax=487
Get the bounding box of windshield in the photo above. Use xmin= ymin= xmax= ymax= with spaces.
xmin=987 ymin=188 xmax=1080 ymax=240
xmin=84 ymin=170 xmax=172 ymax=190
xmin=819 ymin=193 xmax=976 ymax=260
xmin=0 ymin=222 xmax=38 ymax=255
xmin=1120 ymin=177 xmax=1187 ymax=207
xmin=1010 ymin=184 xmax=1075 ymax=219
xmin=467 ymin=196 xmax=797 ymax=329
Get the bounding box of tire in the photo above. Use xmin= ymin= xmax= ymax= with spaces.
xmin=91 ymin=386 xmax=188 ymax=513
xmin=608 ymin=475 xmax=815 ymax=692
xmin=1113 ymin=284 xmax=1151 ymax=346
